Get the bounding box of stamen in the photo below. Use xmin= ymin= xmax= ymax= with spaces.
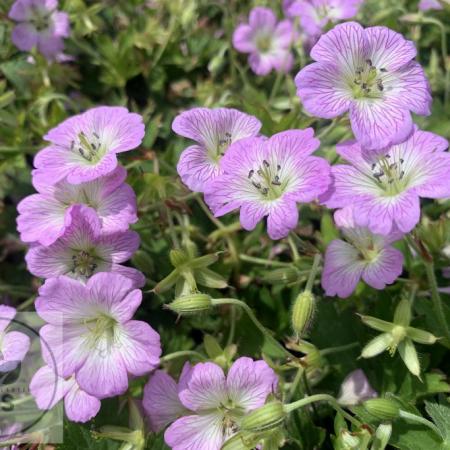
xmin=263 ymin=160 xmax=269 ymax=168
xmin=248 ymin=170 xmax=254 ymax=179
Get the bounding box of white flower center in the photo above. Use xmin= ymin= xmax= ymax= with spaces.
xmin=247 ymin=159 xmax=285 ymax=200
xmin=84 ymin=314 xmax=118 ymax=352
xmin=351 ymin=59 xmax=388 ymax=99
xmin=71 ymin=250 xmax=98 ymax=278
xmin=71 ymin=131 xmax=104 ymax=164
xmin=370 ymin=154 xmax=408 ymax=196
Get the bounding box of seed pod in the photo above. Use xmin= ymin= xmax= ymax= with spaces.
xmin=291 ymin=290 xmax=315 ymax=337
xmin=364 ymin=398 xmax=399 ymax=421
xmin=264 ymin=268 xmax=300 ymax=285
xmin=167 ymin=293 xmax=212 ymax=315
xmin=241 ymin=402 xmax=286 ymax=433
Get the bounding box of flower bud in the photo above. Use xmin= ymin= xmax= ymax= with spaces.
xmin=264 ymin=268 xmax=300 ymax=284
xmin=167 ymin=293 xmax=212 ymax=315
xmin=340 ymin=430 xmax=361 ymax=449
xmin=363 ymin=398 xmax=399 ymax=421
xmin=372 ymin=423 xmax=392 ymax=450
xmin=291 ymin=290 xmax=315 ymax=337
xmin=170 ymin=249 xmax=189 ymax=267
xmin=222 ymin=432 xmax=259 ymax=450
xmin=241 ymin=402 xmax=286 ymax=432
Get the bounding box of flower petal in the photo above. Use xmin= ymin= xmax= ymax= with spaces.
xmin=232 ymin=24 xmax=256 ymax=53
xmin=226 ymin=357 xmax=277 ymax=411
xmin=361 ymin=246 xmax=403 ymax=289
xmin=267 ymin=198 xmax=299 ymax=240
xmin=143 ymin=371 xmax=186 ymax=432
xmin=178 ymin=362 xmax=227 ymax=411
xmin=2 ymin=331 xmax=30 ymax=363
xmin=64 ymin=382 xmax=101 ymax=423
xmin=165 ymin=413 xmax=224 ymax=450
xmin=11 ymin=23 xmax=38 ymax=52
xmin=0 ymin=305 xmax=16 ymax=333
xmin=321 ymin=239 xmax=365 ymax=298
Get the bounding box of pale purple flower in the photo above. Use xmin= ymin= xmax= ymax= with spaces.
xmin=233 ymin=7 xmax=295 ymax=76
xmin=284 ymin=0 xmax=363 ymax=37
xmin=35 ymin=273 xmax=161 ymax=399
xmin=25 ymin=205 xmax=144 ymax=287
xmin=419 ymin=0 xmax=444 ymax=10
xmin=0 ymin=423 xmax=21 ymax=450
xmin=321 ymin=127 xmax=450 ymax=235
xmin=321 ymin=208 xmax=404 ymax=298
xmin=17 ymin=166 xmax=137 ymax=246
xmin=295 ymin=22 xmax=432 ymax=150
xmin=337 ymin=369 xmax=377 ymax=406
xmin=163 ymin=357 xmax=278 ymax=450
xmin=204 ymin=130 xmax=331 ymax=240
xmin=33 ymin=107 xmax=145 ymax=185
xmin=0 ymin=305 xmax=30 ymax=372
xmin=30 ymin=365 xmax=101 ymax=423
xmin=174 ymin=108 xmax=261 ymax=192
xmin=143 ymin=363 xmax=191 ymax=432
xmin=9 ymin=0 xmax=70 ymax=60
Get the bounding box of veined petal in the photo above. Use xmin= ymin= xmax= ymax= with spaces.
xmin=321 ymin=239 xmax=365 ymax=298
xmin=310 ymin=22 xmax=367 ymax=75
xmin=295 ymin=62 xmax=352 ymax=119
xmin=64 ymin=382 xmax=101 ymax=423
xmin=239 ymin=201 xmax=268 ymax=231
xmin=361 ymin=247 xmax=404 ymax=289
xmin=143 ymin=371 xmax=187 ymax=432
xmin=2 ymin=331 xmax=30 ymax=362
xmin=226 ymin=357 xmax=277 ymax=412
xmin=178 ymin=362 xmax=227 ymax=412
xmin=165 ymin=413 xmax=224 ymax=450
xmin=349 ymin=99 xmax=413 ymax=150
xmin=267 ymin=198 xmax=299 ymax=240
xmin=365 ymin=26 xmax=417 ymax=72
xmin=232 ymin=24 xmax=256 ymax=53
xmin=0 ymin=305 xmax=16 ymax=333
xmin=249 ymin=7 xmax=276 ymax=30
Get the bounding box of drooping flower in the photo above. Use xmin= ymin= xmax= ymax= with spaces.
xmin=295 ymin=22 xmax=432 ymax=150
xmin=173 ymin=108 xmax=261 ymax=192
xmin=35 ymin=273 xmax=161 ymax=399
xmin=284 ymin=0 xmax=363 ymax=38
xmin=204 ymin=130 xmax=331 ymax=240
xmin=30 ymin=365 xmax=101 ymax=423
xmin=8 ymin=0 xmax=70 ymax=60
xmin=143 ymin=363 xmax=191 ymax=432
xmin=25 ymin=205 xmax=145 ymax=287
xmin=163 ymin=357 xmax=278 ymax=450
xmin=321 ymin=127 xmax=450 ymax=235
xmin=321 ymin=208 xmax=404 ymax=298
xmin=33 ymin=106 xmax=145 ymax=185
xmin=337 ymin=369 xmax=377 ymax=406
xmin=0 ymin=305 xmax=30 ymax=372
xmin=232 ymin=7 xmax=295 ymax=76
xmin=17 ymin=166 xmax=137 ymax=246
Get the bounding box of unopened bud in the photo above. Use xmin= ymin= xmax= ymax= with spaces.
xmin=222 ymin=432 xmax=258 ymax=450
xmin=170 ymin=249 xmax=188 ymax=267
xmin=364 ymin=398 xmax=399 ymax=421
xmin=341 ymin=430 xmax=361 ymax=449
xmin=241 ymin=402 xmax=286 ymax=432
xmin=264 ymin=268 xmax=300 ymax=284
xmin=291 ymin=290 xmax=315 ymax=337
xmin=372 ymin=423 xmax=392 ymax=450
xmin=167 ymin=293 xmax=212 ymax=315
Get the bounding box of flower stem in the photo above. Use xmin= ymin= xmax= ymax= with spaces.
xmin=160 ymin=350 xmax=207 ymax=364
xmin=399 ymin=410 xmax=442 ymax=439
xmin=424 ymin=260 xmax=450 ymax=346
xmin=212 ymin=298 xmax=294 ymax=359
xmin=269 ymin=70 xmax=284 ymax=103
xmin=305 ymin=253 xmax=321 ymax=292
xmin=239 ymin=254 xmax=293 ymax=268
xmin=320 ymin=342 xmax=359 ymax=356
xmin=284 ymin=394 xmax=362 ymax=429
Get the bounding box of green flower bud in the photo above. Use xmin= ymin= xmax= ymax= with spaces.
xmin=264 ymin=268 xmax=300 ymax=284
xmin=371 ymin=423 xmax=392 ymax=450
xmin=170 ymin=249 xmax=189 ymax=267
xmin=241 ymin=402 xmax=286 ymax=433
xmin=363 ymin=398 xmax=399 ymax=421
xmin=167 ymin=293 xmax=212 ymax=315
xmin=221 ymin=432 xmax=259 ymax=450
xmin=341 ymin=430 xmax=361 ymax=449
xmin=291 ymin=290 xmax=315 ymax=337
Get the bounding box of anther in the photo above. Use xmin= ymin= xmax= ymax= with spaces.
xmin=277 ymin=164 xmax=281 ymax=171
xmin=248 ymin=170 xmax=254 ymax=179
xmin=93 ymin=132 xmax=100 ymax=139
xmin=366 ymin=59 xmax=373 ymax=67
xmin=379 ymin=68 xmax=387 ymax=72
xmin=263 ymin=160 xmax=269 ymax=168
xmin=377 ymin=79 xmax=384 ymax=91
xmin=252 ymin=182 xmax=261 ymax=190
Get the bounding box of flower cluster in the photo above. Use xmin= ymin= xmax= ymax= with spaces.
xmin=9 ymin=0 xmax=70 ymax=61
xmin=16 ymin=106 xmax=162 ymax=422
xmin=143 ymin=357 xmax=278 ymax=450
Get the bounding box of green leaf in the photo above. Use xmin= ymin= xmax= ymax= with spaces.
xmin=425 ymin=402 xmax=450 ymax=443
xmin=60 ymin=420 xmax=121 ymax=450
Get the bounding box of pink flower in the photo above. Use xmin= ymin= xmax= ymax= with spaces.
xmin=322 ymin=127 xmax=450 ymax=235
xmin=30 ymin=365 xmax=101 ymax=423
xmin=284 ymin=0 xmax=364 ymax=37
xmin=143 ymin=363 xmax=191 ymax=432
xmin=418 ymin=0 xmax=444 ymax=10
xmin=35 ymin=273 xmax=161 ymax=399
xmin=17 ymin=166 xmax=137 ymax=246
xmin=337 ymin=369 xmax=377 ymax=406
xmin=9 ymin=0 xmax=70 ymax=61
xmin=295 ymin=22 xmax=432 ymax=150
xmin=173 ymin=107 xmax=261 ymax=192
xmin=33 ymin=106 xmax=145 ymax=185
xmin=321 ymin=208 xmax=404 ymax=298
xmin=0 ymin=305 xmax=30 ymax=372
xmin=149 ymin=358 xmax=277 ymax=450
xmin=233 ymin=7 xmax=295 ymax=76
xmin=25 ymin=205 xmax=145 ymax=287
xmin=204 ymin=130 xmax=331 ymax=240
